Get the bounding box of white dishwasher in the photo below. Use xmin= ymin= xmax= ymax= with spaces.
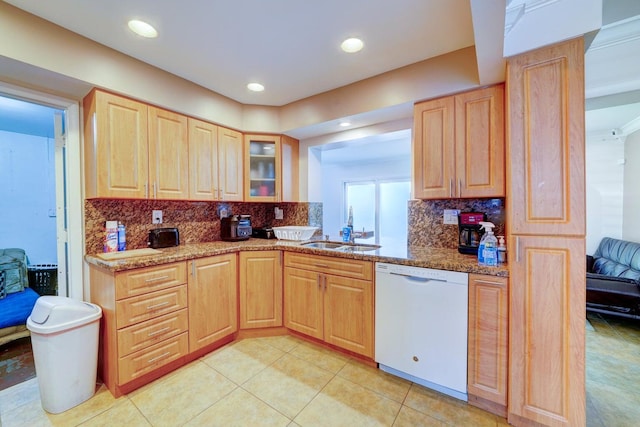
xmin=375 ymin=262 xmax=468 ymax=401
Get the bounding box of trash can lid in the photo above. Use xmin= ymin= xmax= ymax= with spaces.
xmin=27 ymin=296 xmax=102 ymax=334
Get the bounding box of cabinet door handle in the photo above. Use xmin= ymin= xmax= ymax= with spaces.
xmin=317 ymin=274 xmax=321 ymax=290
xmin=147 ymin=301 xmax=170 ymax=310
xmin=450 ymin=178 xmax=453 ymax=198
xmin=324 ymin=275 xmax=327 ymax=291
xmin=153 ymin=182 xmax=157 ymax=199
xmin=145 ymin=275 xmax=169 ymax=283
xmin=148 ymin=351 xmax=171 ymax=364
xmin=147 ymin=327 xmax=170 ymax=337
xmin=191 ymin=262 xmax=195 ymax=277
xmin=458 ymin=179 xmax=462 ymax=197
xmin=144 ymin=183 xmax=149 ymax=198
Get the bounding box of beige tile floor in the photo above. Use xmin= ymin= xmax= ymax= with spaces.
xmin=0 ymin=335 xmax=509 ymax=427
xmin=586 ymin=312 xmax=640 ymax=427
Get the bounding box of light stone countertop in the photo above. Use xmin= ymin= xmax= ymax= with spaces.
xmin=85 ymin=239 xmax=509 ymax=277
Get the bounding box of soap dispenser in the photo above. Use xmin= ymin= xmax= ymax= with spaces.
xmin=497 ymin=236 xmax=507 ymax=264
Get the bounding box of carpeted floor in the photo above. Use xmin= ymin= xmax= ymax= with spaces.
xmin=0 ymin=336 xmax=36 ymax=391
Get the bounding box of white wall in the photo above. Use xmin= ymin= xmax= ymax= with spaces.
xmin=322 ymin=157 xmax=410 ymax=241
xmin=623 ymin=130 xmax=640 ymax=242
xmin=0 ymin=130 xmax=57 ymax=264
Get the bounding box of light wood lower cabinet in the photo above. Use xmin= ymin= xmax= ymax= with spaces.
xmin=89 ymin=261 xmax=189 ymax=397
xmin=239 ymin=251 xmax=283 ymax=329
xmin=283 ymin=253 xmax=374 ymax=358
xmin=188 ymin=254 xmax=238 ymax=351
xmin=467 ymin=274 xmax=508 ymax=417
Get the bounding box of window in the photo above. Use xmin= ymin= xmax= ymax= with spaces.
xmin=344 ymin=179 xmax=411 ymax=247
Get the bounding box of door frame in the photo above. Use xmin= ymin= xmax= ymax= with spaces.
xmin=0 ymin=81 xmax=84 ymax=299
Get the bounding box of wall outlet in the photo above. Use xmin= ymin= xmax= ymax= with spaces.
xmin=274 ymin=207 xmax=284 ymax=220
xmin=443 ymin=209 xmax=460 ymax=225
xmin=152 ymin=210 xmax=163 ymax=224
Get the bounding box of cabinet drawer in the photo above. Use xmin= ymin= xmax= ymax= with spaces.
xmin=117 ymin=309 xmax=188 ymax=357
xmin=118 ymin=332 xmax=188 ymax=384
xmin=116 ymin=285 xmax=187 ymax=329
xmin=284 ymin=253 xmax=372 ymax=280
xmin=115 ymin=262 xmax=187 ymax=300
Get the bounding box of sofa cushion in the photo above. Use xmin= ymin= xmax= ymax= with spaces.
xmin=592 ymin=237 xmax=640 ymax=281
xmin=586 ymin=273 xmax=640 ymax=296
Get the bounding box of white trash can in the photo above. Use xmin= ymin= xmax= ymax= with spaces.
xmin=27 ymin=296 xmax=102 ymax=414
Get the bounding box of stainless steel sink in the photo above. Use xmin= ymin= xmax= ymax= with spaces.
xmin=300 ymin=241 xmax=345 ymax=249
xmin=339 ymin=244 xmax=380 ymax=252
xmin=300 ymin=241 xmax=381 ymax=252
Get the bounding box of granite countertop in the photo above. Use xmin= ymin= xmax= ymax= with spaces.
xmin=85 ymin=239 xmax=509 ymax=277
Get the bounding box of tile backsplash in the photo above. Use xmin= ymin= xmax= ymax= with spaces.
xmin=86 ymin=198 xmax=504 ymax=254
xmin=85 ymin=199 xmax=320 ymax=254
xmin=408 ymin=198 xmax=505 ymax=248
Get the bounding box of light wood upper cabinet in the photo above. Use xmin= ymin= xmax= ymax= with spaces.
xmin=506 ymin=38 xmax=585 ymax=427
xmin=467 ymin=274 xmax=508 ymax=417
xmin=413 ymin=84 xmax=504 ymax=199
xmin=507 ymin=42 xmax=585 ymax=237
xmin=188 ymin=254 xmax=238 ymax=352
xmin=455 ymin=85 xmax=505 ymax=198
xmin=84 ymin=90 xmax=190 ymax=200
xmin=187 ymin=120 xmax=243 ymax=201
xmin=148 ymin=106 xmax=189 ymax=200
xmin=244 ymin=134 xmax=299 ymax=202
xmin=218 ymin=127 xmax=244 ymax=201
xmin=281 ymin=134 xmax=299 ymax=202
xmin=239 ymin=251 xmax=283 ymax=329
xmin=84 ymin=90 xmax=149 ymax=199
xmin=283 ymin=253 xmax=374 ymax=358
xmin=413 ymin=96 xmax=455 ymax=199
xmin=188 ymin=118 xmax=219 ymax=200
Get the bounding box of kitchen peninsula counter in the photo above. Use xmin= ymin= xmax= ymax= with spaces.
xmin=85 ymin=240 xmax=508 ymax=277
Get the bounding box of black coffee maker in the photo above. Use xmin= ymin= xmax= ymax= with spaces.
xmin=458 ymin=212 xmax=487 ymax=255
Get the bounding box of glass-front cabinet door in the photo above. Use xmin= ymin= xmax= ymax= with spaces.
xmin=244 ymin=135 xmax=281 ymax=201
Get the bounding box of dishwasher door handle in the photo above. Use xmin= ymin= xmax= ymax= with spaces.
xmin=388 ymin=272 xmax=447 ymax=283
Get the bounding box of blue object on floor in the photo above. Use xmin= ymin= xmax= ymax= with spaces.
xmin=0 ymin=288 xmax=39 ymax=329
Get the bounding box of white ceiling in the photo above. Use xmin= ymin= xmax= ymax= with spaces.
xmin=3 ymin=0 xmax=475 ymax=107
xmin=2 ymin=0 xmax=640 ymax=146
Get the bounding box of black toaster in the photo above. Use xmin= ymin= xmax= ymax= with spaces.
xmin=148 ymin=228 xmax=180 ymax=248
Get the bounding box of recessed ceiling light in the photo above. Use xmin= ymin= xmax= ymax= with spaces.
xmin=341 ymin=38 xmax=364 ymax=53
xmin=128 ymin=20 xmax=158 ymax=38
xmin=339 ymin=121 xmax=351 ymax=127
xmin=247 ymin=82 xmax=265 ymax=92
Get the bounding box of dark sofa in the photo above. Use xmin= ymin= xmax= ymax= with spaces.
xmin=587 ymin=237 xmax=640 ymax=319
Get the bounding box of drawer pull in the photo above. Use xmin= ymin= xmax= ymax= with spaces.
xmin=145 ymin=275 xmax=170 ymax=283
xmin=314 ymin=264 xmax=329 ymax=268
xmin=147 ymin=327 xmax=170 ymax=337
xmin=146 ymin=301 xmax=170 ymax=310
xmin=148 ymin=351 xmax=171 ymax=364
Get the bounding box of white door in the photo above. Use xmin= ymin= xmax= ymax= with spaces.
xmin=53 ymin=112 xmax=68 ymax=297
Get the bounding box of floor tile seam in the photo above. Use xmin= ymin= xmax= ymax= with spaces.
xmin=284 ymin=366 xmax=344 ymax=424
xmin=76 ymin=396 xmax=147 ymax=427
xmin=284 ymin=348 xmax=347 ymax=377
xmin=131 ymin=374 xmax=241 ymax=427
xmin=168 ymin=385 xmax=240 ymax=427
xmin=400 ymin=384 xmax=464 ymax=424
xmin=237 ymin=382 xmax=297 ymax=422
xmin=197 ymin=355 xmax=258 ymax=387
xmin=253 ymin=336 xmax=304 ymax=354
xmin=334 ymin=364 xmax=411 ymax=405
